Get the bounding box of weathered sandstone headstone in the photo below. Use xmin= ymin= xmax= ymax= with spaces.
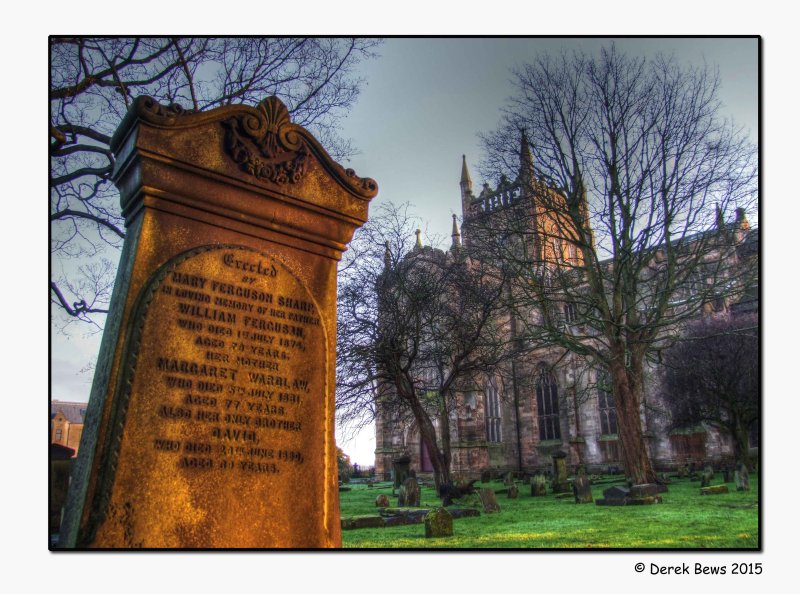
xmin=507 ymin=484 xmax=519 ymax=499
xmin=531 ymin=473 xmax=547 ymax=496
xmin=477 ymin=488 xmax=501 ymax=513
xmin=59 ymin=96 xmax=377 ymax=548
xmin=424 ymin=507 xmax=454 ymax=538
xmin=399 ymin=477 xmax=421 ymax=507
xmin=572 ymin=469 xmax=593 ymax=504
xmin=735 ymin=462 xmax=750 ymax=491
xmin=375 ymin=494 xmax=391 ymax=508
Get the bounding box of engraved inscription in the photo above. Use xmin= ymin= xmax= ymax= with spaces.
xmin=143 ymin=248 xmax=321 ymax=475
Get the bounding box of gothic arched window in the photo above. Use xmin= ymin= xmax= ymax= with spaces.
xmin=484 ymin=375 xmax=502 ymax=443
xmin=536 ymin=366 xmax=561 ymax=441
xmin=597 ymin=369 xmax=618 ymax=435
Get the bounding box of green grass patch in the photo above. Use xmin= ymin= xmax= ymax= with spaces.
xmin=339 ymin=477 xmax=759 ymax=549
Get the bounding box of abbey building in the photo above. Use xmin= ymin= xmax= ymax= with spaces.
xmin=373 ymin=135 xmax=758 ymax=480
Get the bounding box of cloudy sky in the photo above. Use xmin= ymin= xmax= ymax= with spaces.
xmin=50 ymin=37 xmax=758 ymax=467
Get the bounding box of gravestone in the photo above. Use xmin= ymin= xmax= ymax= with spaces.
xmin=477 ymin=488 xmax=501 ymax=513
xmin=424 ymin=507 xmax=454 ymax=538
xmin=398 ymin=477 xmax=420 ymax=507
xmin=595 ymin=484 xmax=662 ymax=506
xmin=531 ymin=473 xmax=548 ymax=497
xmin=392 ymin=455 xmax=411 ymax=489
xmin=572 ymin=469 xmax=593 ymax=504
xmin=58 ymin=96 xmax=377 ymax=549
xmin=551 ymin=451 xmax=571 ymax=493
xmin=375 ymin=494 xmax=390 ymax=508
xmin=480 ymin=469 xmax=492 ymax=484
xmin=507 ymin=484 xmax=519 ymax=499
xmin=629 ymin=483 xmax=668 ymax=497
xmin=722 ymin=465 xmax=733 ymax=483
xmin=735 ymin=463 xmax=750 ymax=491
xmin=596 ymin=485 xmax=629 ymax=506
xmin=701 ymin=465 xmax=715 ymax=488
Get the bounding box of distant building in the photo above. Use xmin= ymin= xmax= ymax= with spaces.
xmin=374 ymin=135 xmax=758 ymax=479
xmin=50 ymin=400 xmax=87 ymax=456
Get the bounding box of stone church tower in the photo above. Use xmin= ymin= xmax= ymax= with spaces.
xmin=374 ymin=133 xmax=757 ymax=481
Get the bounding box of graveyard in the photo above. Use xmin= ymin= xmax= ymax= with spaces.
xmin=49 ymin=39 xmax=760 ymax=551
xmin=338 ymin=475 xmax=759 ymax=549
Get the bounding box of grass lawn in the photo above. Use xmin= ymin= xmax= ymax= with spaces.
xmin=339 ymin=476 xmax=759 ymax=549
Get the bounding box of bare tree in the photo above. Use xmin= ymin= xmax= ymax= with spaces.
xmin=476 ymin=45 xmax=757 ymax=483
xmin=662 ymin=313 xmax=758 ymax=469
xmin=50 ymin=37 xmax=381 ymax=330
xmin=336 ymin=203 xmax=517 ymax=492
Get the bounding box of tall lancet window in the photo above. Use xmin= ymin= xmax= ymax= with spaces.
xmin=536 ymin=365 xmax=561 ymax=441
xmin=484 ymin=375 xmax=502 ymax=443
xmin=596 ymin=369 xmax=618 ymax=435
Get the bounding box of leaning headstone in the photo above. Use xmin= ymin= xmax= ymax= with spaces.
xmin=531 ymin=474 xmax=548 ymax=497
xmin=507 ymin=484 xmax=519 ymax=499
xmin=58 ymin=96 xmax=377 ymax=549
xmin=477 ymin=488 xmax=501 ymax=513
xmin=424 ymin=507 xmax=454 ymax=538
xmin=735 ymin=463 xmax=750 ymax=491
xmin=551 ymin=451 xmax=571 ymax=493
xmin=375 ymin=494 xmax=390 ymax=508
xmin=400 ymin=477 xmax=421 ymax=507
xmin=573 ymin=470 xmax=593 ymax=504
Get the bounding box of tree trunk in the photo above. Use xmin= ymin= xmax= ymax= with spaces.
xmin=731 ymin=423 xmax=753 ymax=471
xmin=609 ymin=358 xmax=658 ymax=484
xmin=409 ymin=400 xmax=451 ymax=493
